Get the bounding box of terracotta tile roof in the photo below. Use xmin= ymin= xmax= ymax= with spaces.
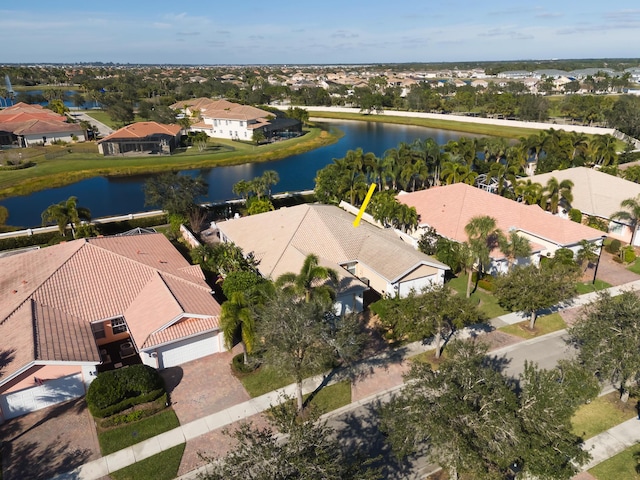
xmin=98 ymin=122 xmax=181 ymax=143
xmin=529 ymin=167 xmax=640 ymax=220
xmin=217 ymin=204 xmax=449 ymax=288
xmin=397 ymin=184 xmax=605 ymax=252
xmin=144 ymin=316 xmax=219 ymax=348
xmin=170 ymin=98 xmax=271 ymax=122
xmin=0 ymin=102 xmax=82 ymax=137
xmin=0 ymin=234 xmax=221 ymax=387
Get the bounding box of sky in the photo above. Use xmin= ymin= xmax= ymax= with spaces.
xmin=3 ymin=1 xmax=640 ymax=65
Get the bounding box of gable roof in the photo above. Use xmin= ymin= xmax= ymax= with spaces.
xmin=529 ymin=167 xmax=640 ymax=221
xmin=98 ymin=122 xmax=181 ymax=143
xmin=0 ymin=233 xmax=220 ymax=386
xmin=217 ymin=204 xmax=448 ymax=287
xmin=397 ymin=183 xmax=605 ymax=250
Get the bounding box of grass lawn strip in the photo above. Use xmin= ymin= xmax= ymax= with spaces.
xmin=628 ymin=258 xmax=640 ymax=275
xmin=303 ymin=380 xmax=351 ymax=413
xmin=307 ymin=110 xmax=540 ymax=139
xmin=498 ymin=313 xmax=566 ymax=339
xmin=97 ymin=409 xmax=180 ymax=455
xmin=576 ymin=280 xmax=613 ymax=294
xmin=588 ymin=443 xmax=640 ymax=480
xmin=109 ymin=443 xmax=185 ymax=480
xmin=571 ymin=392 xmax=638 ymax=440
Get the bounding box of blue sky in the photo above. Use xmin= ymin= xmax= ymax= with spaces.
xmin=3 ymin=1 xmax=640 ymax=65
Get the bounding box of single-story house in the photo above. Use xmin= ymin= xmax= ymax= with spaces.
xmin=397 ymin=183 xmax=606 ymax=273
xmin=216 ymin=203 xmax=450 ymax=312
xmin=97 ymin=122 xmax=182 ymax=156
xmin=0 ymin=232 xmax=222 ymax=422
xmin=0 ymin=102 xmax=86 ymax=147
xmin=170 ymin=98 xmax=301 ymax=142
xmin=529 ymin=167 xmax=640 ymax=245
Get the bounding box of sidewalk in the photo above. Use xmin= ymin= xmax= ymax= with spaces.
xmin=50 ymin=280 xmax=640 ymax=480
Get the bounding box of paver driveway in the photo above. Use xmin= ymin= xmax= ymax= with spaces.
xmin=160 ymin=345 xmax=250 ymax=425
xmin=0 ymin=397 xmax=100 ymax=480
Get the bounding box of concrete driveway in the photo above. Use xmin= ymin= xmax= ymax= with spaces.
xmin=0 ymin=397 xmax=100 ymax=480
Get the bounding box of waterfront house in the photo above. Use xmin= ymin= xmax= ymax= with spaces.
xmin=97 ymin=121 xmax=182 ymax=156
xmin=217 ymin=204 xmax=450 ymax=312
xmin=397 ymin=183 xmax=605 ymax=273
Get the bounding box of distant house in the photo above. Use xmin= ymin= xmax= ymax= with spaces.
xmin=97 ymin=121 xmax=182 ymax=156
xmin=170 ymin=98 xmax=301 ymax=142
xmin=217 ymin=204 xmax=450 ymax=312
xmin=0 ymin=233 xmax=223 ymax=422
xmin=397 ymin=183 xmax=605 ymax=273
xmin=0 ymin=102 xmax=85 ymax=147
xmin=530 ymin=167 xmax=640 ymax=245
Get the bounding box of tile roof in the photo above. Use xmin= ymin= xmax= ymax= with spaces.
xmin=529 ymin=167 xmax=640 ymax=220
xmin=98 ymin=122 xmax=181 ymax=143
xmin=397 ymin=184 xmax=605 ymax=253
xmin=170 ymin=98 xmax=271 ymax=122
xmin=217 ymin=204 xmax=449 ymax=287
xmin=0 ymin=233 xmax=220 ymax=386
xmin=0 ymin=103 xmax=82 ymax=137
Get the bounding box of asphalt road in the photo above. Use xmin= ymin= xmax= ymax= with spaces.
xmin=325 ymin=330 xmax=575 ymax=479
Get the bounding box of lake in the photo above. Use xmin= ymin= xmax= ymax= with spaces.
xmin=0 ymin=120 xmax=482 ymax=227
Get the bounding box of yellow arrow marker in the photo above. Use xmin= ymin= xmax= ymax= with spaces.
xmin=353 ymin=183 xmax=377 ymax=227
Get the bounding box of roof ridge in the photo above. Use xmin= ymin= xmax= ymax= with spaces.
xmin=268 ymin=204 xmax=311 ymax=277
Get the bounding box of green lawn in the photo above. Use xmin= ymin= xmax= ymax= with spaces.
xmin=576 ymin=279 xmax=612 ymax=294
xmin=307 ymin=110 xmax=539 ymax=139
xmin=628 ymin=258 xmax=640 ymax=275
xmin=110 ymin=443 xmax=185 ymax=480
xmin=589 ymin=443 xmax=640 ymax=480
xmin=498 ymin=313 xmax=566 ymax=339
xmin=571 ymin=392 xmax=638 ymax=440
xmin=0 ymin=125 xmax=339 ymax=199
xmin=98 ymin=409 xmax=180 ymax=455
xmin=303 ymin=380 xmax=351 ymax=413
xmin=447 ymin=275 xmax=508 ymax=319
xmin=238 ymin=364 xmax=296 ymax=398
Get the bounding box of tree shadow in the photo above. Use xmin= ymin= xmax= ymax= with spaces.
xmin=333 ymin=401 xmax=430 ymax=479
xmin=2 ymin=436 xmax=91 ymax=480
xmin=5 ymin=397 xmax=87 ymax=444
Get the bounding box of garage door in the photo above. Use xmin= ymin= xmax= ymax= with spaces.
xmin=0 ymin=374 xmax=85 ymax=421
xmin=157 ymin=332 xmax=220 ymax=369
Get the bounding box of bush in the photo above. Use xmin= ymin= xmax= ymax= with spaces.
xmin=86 ymin=364 xmax=165 ymax=418
xmin=612 ymin=255 xmax=623 ymax=263
xmin=622 ymin=246 xmax=636 ymax=264
xmin=0 ymin=231 xmax=64 ymax=251
xmin=606 ymin=239 xmax=621 ymax=255
xmin=98 ymin=393 xmax=168 ymax=428
xmin=231 ymin=353 xmax=259 ymax=374
xmin=568 ymin=208 xmax=582 ymax=223
xmin=478 ymin=277 xmax=495 ymax=292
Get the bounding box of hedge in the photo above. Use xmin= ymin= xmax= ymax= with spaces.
xmin=86 ymin=364 xmax=165 ymax=418
xmin=0 ymin=231 xmax=64 ymax=250
xmin=98 ymin=393 xmax=168 ymax=428
xmin=95 ymin=214 xmax=167 ymax=236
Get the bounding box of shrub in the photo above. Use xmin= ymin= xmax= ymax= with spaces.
xmin=86 ymin=364 xmax=165 ymax=418
xmin=478 ymin=277 xmax=495 ymax=292
xmin=568 ymin=208 xmax=582 ymax=223
xmin=622 ymin=246 xmax=636 ymax=264
xmin=0 ymin=231 xmax=64 ymax=251
xmin=98 ymin=393 xmax=168 ymax=428
xmin=612 ymin=255 xmax=623 ymax=263
xmin=606 ymin=239 xmax=621 ymax=255
xmin=231 ymin=353 xmax=259 ymax=374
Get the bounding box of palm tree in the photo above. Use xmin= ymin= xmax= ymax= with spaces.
xmin=260 ymin=170 xmax=280 ymax=198
xmin=440 ymin=161 xmax=477 ymax=186
xmin=591 ymin=134 xmax=618 ymax=167
xmin=275 ymin=254 xmax=338 ymax=307
xmin=515 ymin=179 xmax=543 ymax=205
xmin=220 ymin=291 xmax=256 ymax=364
xmin=498 ymin=231 xmax=532 ymax=271
xmin=464 ymin=216 xmax=500 ymax=298
xmin=542 ymin=177 xmax=574 ymax=214
xmin=611 ymin=195 xmax=640 ymax=246
xmin=41 ymin=196 xmax=91 ymax=238
xmin=576 ymin=239 xmax=599 ymax=272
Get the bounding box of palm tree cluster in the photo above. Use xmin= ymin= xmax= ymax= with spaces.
xmin=314 ymin=130 xmax=614 ymax=214
xmin=232 ymin=170 xmax=280 ymax=201
xmin=41 ymin=196 xmax=92 ymax=238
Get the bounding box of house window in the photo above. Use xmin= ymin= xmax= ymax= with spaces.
xmin=91 ymin=322 xmax=106 ymax=340
xmin=240 ymin=121 xmax=244 ymax=127
xmin=111 ymin=317 xmax=128 ymax=335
